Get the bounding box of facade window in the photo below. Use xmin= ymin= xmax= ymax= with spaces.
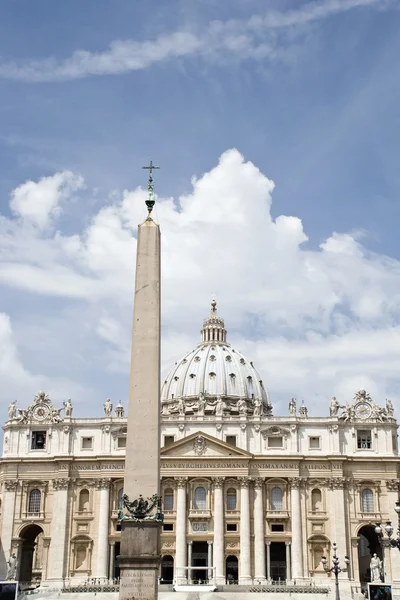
xmin=271 ymin=524 xmax=284 ymax=532
xmin=117 ymin=488 xmax=124 ymax=509
xmin=117 ymin=437 xmax=126 ymax=448
xmin=357 ymin=430 xmax=372 ymax=449
xmin=226 ymin=523 xmax=237 ymax=532
xmin=226 ymin=488 xmax=237 ymax=511
xmin=79 ymin=489 xmax=90 ymax=512
xmin=268 ymin=437 xmax=283 ymax=448
xmin=163 ymin=523 xmax=174 ymax=531
xmin=194 ymin=486 xmax=207 ymax=510
xmin=28 ymin=489 xmax=41 ymax=513
xmin=31 ymin=431 xmax=46 ymax=450
xmin=361 ymin=488 xmax=374 ymax=512
xmin=81 ymin=437 xmax=93 ymax=449
xmin=309 ymin=437 xmax=320 ymax=449
xmin=164 ymin=488 xmax=174 ymax=511
xmin=311 ymin=489 xmax=322 ymax=511
xmin=164 ymin=436 xmax=175 ymax=447
xmin=271 ymin=487 xmax=283 ymax=510
xmin=226 ymin=435 xmax=237 ymax=446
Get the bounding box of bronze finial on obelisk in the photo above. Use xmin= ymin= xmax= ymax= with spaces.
xmin=118 ymin=162 xmax=162 ymax=600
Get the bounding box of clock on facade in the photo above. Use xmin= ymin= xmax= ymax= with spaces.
xmin=32 ymin=404 xmax=50 ymax=421
xmin=354 ymin=402 xmax=372 ymax=419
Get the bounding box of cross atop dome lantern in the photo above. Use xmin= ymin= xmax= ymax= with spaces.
xmin=200 ymin=299 xmax=227 ymax=343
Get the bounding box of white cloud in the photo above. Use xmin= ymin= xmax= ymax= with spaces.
xmin=0 ymin=312 xmax=83 ymax=410
xmin=0 ymin=0 xmax=387 ymax=82
xmin=10 ymin=171 xmax=84 ymax=229
xmin=2 ymin=148 xmax=400 ymax=415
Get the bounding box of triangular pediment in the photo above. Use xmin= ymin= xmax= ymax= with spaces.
xmin=160 ymin=431 xmax=252 ymax=458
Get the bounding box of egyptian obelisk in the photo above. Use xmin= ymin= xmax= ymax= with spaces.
xmin=119 ymin=161 xmax=162 ymax=600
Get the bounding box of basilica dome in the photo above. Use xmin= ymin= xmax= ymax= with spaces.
xmin=161 ymin=301 xmax=272 ymax=417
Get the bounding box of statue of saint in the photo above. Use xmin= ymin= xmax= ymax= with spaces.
xmin=6 ymin=553 xmax=18 ymax=580
xmin=178 ymin=398 xmax=185 ymax=416
xmin=370 ymin=553 xmax=382 ymax=582
xmin=330 ymin=397 xmax=340 ymax=417
xmin=197 ymin=393 xmax=206 ymax=416
xmin=253 ymin=398 xmax=262 ymax=417
xmin=386 ymin=399 xmax=394 ymax=418
xmin=289 ymin=398 xmax=296 ymax=416
xmin=63 ymin=399 xmax=73 ymax=417
xmin=103 ymin=398 xmax=113 ymax=417
xmin=215 ymin=396 xmax=224 ymax=417
xmin=7 ymin=401 xmax=17 ymax=421
xmin=237 ymin=398 xmax=247 ymax=415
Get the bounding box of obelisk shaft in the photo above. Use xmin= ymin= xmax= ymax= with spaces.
xmin=119 ymin=217 xmax=161 ymax=600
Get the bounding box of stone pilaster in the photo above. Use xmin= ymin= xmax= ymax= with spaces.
xmin=239 ymin=477 xmax=252 ymax=584
xmin=290 ymin=478 xmax=304 ymax=580
xmin=47 ymin=478 xmax=70 ymax=583
xmin=95 ymin=478 xmax=110 ymax=580
xmin=1 ymin=481 xmax=18 ymax=562
xmin=212 ymin=477 xmax=225 ymax=585
xmin=175 ymin=477 xmax=188 ymax=584
xmin=253 ymin=479 xmax=266 ymax=582
xmin=329 ymin=478 xmax=349 ymax=580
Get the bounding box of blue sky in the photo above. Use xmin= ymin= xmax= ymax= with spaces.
xmin=0 ymin=0 xmax=400 ymax=420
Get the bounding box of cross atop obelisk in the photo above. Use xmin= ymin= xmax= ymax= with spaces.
xmin=142 ymin=160 xmax=160 ymax=217
xmin=119 ymin=162 xmax=162 ymax=600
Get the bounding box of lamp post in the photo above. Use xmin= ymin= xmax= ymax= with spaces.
xmin=375 ymin=500 xmax=400 ymax=550
xmin=321 ymin=542 xmax=350 ymax=600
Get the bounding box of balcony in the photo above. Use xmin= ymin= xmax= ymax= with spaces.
xmin=189 ymin=509 xmax=211 ymax=519
xmin=75 ymin=510 xmax=94 ymax=521
xmin=265 ymin=510 xmax=289 ymax=519
xmin=22 ymin=512 xmax=45 ymax=521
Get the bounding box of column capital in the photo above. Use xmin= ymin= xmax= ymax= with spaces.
xmin=175 ymin=477 xmax=188 ymax=489
xmin=253 ymin=478 xmax=264 ymax=489
xmin=207 ymin=540 xmax=213 ymax=545
xmin=53 ymin=478 xmax=70 ymax=491
xmin=212 ymin=477 xmax=225 ymax=489
xmin=4 ymin=480 xmax=18 ymax=492
xmin=238 ymin=476 xmax=251 ymax=488
xmin=94 ymin=478 xmax=111 ymax=490
xmin=188 ymin=540 xmax=193 ymax=545
xmin=289 ymin=477 xmax=305 ymax=489
xmin=266 ymin=541 xmax=271 ymax=546
xmin=285 ymin=541 xmax=291 ymax=546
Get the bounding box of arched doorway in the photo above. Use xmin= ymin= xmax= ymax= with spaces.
xmin=358 ymin=525 xmax=383 ymax=584
xmin=161 ymin=555 xmax=174 ymax=584
xmin=19 ymin=524 xmax=44 ymax=584
xmin=226 ymin=555 xmax=238 ymax=584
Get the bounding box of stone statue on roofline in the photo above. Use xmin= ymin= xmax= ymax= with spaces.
xmin=7 ymin=400 xmax=17 ymax=421
xmin=104 ymin=398 xmax=113 ymax=417
xmin=289 ymin=397 xmax=296 ymax=416
xmin=63 ymin=399 xmax=73 ymax=417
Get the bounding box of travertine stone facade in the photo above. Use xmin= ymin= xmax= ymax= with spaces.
xmin=1 ymin=308 xmax=400 ymax=596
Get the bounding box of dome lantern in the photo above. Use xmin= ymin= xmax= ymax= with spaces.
xmin=200 ymin=299 xmax=227 ymax=344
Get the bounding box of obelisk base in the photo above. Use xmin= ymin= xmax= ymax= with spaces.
xmin=118 ymin=522 xmax=161 ymax=600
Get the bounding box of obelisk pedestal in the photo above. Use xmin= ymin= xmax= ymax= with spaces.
xmin=119 ymin=163 xmax=162 ymax=600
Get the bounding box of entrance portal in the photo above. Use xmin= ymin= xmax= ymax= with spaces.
xmin=358 ymin=525 xmax=383 ymax=584
xmin=161 ymin=555 xmax=174 ymax=584
xmin=226 ymin=555 xmax=238 ymax=584
xmin=191 ymin=541 xmax=208 ymax=583
xmin=19 ymin=524 xmax=44 ymax=584
xmin=270 ymin=542 xmax=287 ymax=581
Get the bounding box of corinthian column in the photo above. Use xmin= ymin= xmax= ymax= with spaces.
xmin=95 ymin=478 xmax=110 ymax=580
xmin=213 ymin=477 xmax=225 ymax=585
xmin=239 ymin=477 xmax=252 ymax=584
xmin=1 ymin=481 xmax=18 ymax=563
xmin=290 ymin=478 xmax=304 ymax=580
xmin=48 ymin=478 xmax=70 ymax=583
xmin=253 ymin=479 xmax=266 ymax=582
xmin=175 ymin=477 xmax=187 ymax=584
xmin=330 ymin=478 xmax=349 ymax=580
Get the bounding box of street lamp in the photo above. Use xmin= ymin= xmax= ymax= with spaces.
xmin=375 ymin=501 xmax=400 ymax=549
xmin=321 ymin=542 xmax=350 ymax=600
